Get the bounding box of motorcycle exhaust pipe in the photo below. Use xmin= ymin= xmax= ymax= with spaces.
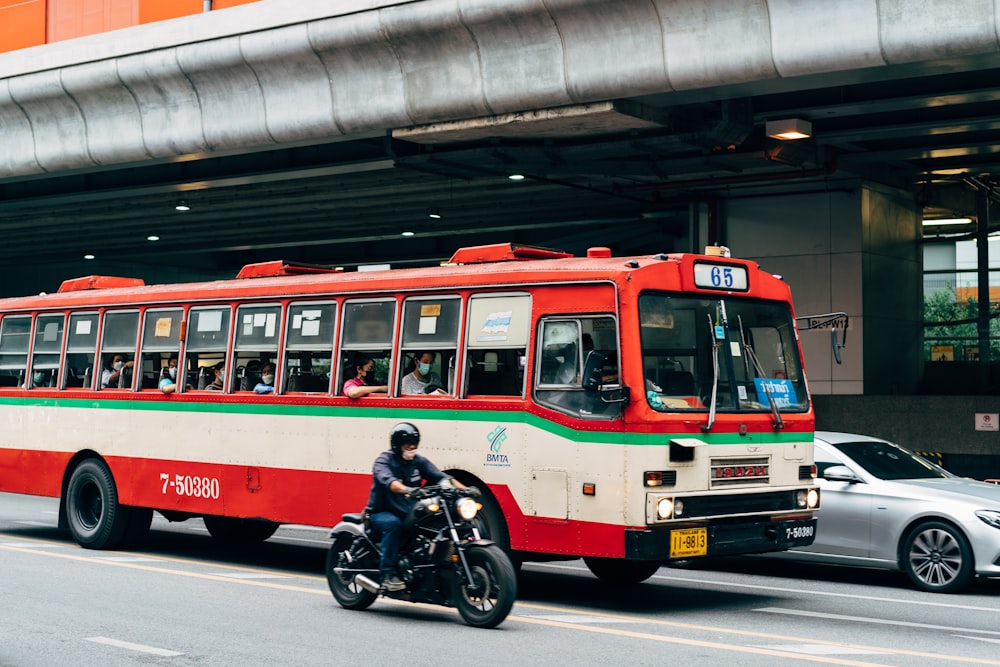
xmin=353 ymin=574 xmax=381 ymax=594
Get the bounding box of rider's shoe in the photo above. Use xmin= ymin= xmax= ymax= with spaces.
xmin=381 ymin=574 xmax=405 ymax=591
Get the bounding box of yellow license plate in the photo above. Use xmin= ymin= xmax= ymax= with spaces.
xmin=670 ymin=527 xmax=708 ymax=558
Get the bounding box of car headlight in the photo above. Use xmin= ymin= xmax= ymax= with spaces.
xmin=975 ymin=509 xmax=1000 ymax=529
xmin=456 ymin=497 xmax=479 ymax=521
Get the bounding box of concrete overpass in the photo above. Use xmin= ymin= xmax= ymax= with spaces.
xmin=3 ymin=0 xmax=1000 ymax=464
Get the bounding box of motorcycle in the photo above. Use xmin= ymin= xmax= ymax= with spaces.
xmin=325 ymin=482 xmax=517 ymax=628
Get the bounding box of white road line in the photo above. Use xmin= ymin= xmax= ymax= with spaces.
xmin=531 ymin=563 xmax=1000 ymax=614
xmin=15 ymin=520 xmax=54 ymax=527
xmin=954 ymin=636 xmax=1000 ymax=645
xmin=94 ymin=556 xmax=160 ymax=563
xmin=749 ymin=644 xmax=890 ymax=656
xmin=524 ymin=614 xmax=637 ymax=625
xmin=85 ymin=637 xmax=183 ymax=657
xmin=755 ymin=607 xmax=1000 ymax=636
xmin=0 ymin=541 xmax=65 ymax=548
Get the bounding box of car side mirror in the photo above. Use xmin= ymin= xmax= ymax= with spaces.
xmin=822 ymin=465 xmax=862 ymax=483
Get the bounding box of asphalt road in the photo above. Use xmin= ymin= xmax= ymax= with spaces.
xmin=3 ymin=492 xmax=1000 ymax=666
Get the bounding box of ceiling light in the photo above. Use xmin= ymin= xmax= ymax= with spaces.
xmin=401 ymin=231 xmax=415 ymax=237
xmin=174 ymin=200 xmax=190 ymax=212
xmin=84 ymin=254 xmax=95 ymax=260
xmin=147 ymin=235 xmax=160 ymax=242
xmin=765 ymin=118 xmax=812 ymax=140
xmin=428 ymin=209 xmax=441 ymax=219
xmin=922 ymin=218 xmax=972 ymax=226
xmin=508 ymin=174 xmax=525 ymax=181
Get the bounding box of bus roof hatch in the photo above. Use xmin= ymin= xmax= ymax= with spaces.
xmin=57 ymin=275 xmax=146 ymax=292
xmin=448 ymin=243 xmax=573 ymax=265
xmin=236 ymin=260 xmax=344 ymax=279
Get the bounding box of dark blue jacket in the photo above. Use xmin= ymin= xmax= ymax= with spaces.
xmin=366 ymin=450 xmax=449 ymax=518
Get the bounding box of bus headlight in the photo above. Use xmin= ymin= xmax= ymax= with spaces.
xmin=456 ymin=497 xmax=479 ymax=521
xmin=796 ymin=488 xmax=821 ymax=509
xmin=656 ymin=496 xmax=674 ymax=520
xmin=807 ymin=488 xmax=820 ymax=509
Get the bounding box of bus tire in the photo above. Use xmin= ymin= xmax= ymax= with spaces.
xmin=584 ymin=557 xmax=662 ymax=585
xmin=65 ymin=459 xmax=129 ymax=550
xmin=122 ymin=507 xmax=154 ymax=547
xmin=203 ymin=516 xmax=279 ymax=544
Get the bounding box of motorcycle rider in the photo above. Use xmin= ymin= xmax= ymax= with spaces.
xmin=366 ymin=422 xmax=465 ymax=591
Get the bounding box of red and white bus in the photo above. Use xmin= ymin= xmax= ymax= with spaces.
xmin=0 ymin=242 xmax=818 ymax=583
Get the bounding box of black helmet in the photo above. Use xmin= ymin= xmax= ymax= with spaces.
xmin=390 ymin=422 xmax=420 ymax=456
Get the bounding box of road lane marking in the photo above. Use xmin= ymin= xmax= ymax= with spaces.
xmin=85 ymin=637 xmax=182 ymax=657
xmin=956 ymin=636 xmax=1000 ymax=645
xmin=5 ymin=538 xmax=1000 ymax=665
xmin=523 ymin=613 xmax=637 ymax=624
xmin=15 ymin=520 xmax=55 ymax=527
xmin=206 ymin=572 xmax=292 ymax=580
xmin=756 ymin=607 xmax=1000 ymax=637
xmin=0 ymin=541 xmax=66 ymax=548
xmin=750 ymin=644 xmax=889 ymax=656
xmin=533 ymin=562 xmax=1000 ymax=614
xmin=94 ymin=556 xmax=161 ymax=563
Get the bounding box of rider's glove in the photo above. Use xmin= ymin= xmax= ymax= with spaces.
xmin=465 ymin=485 xmax=482 ymax=500
xmin=403 ymin=486 xmax=418 ymax=499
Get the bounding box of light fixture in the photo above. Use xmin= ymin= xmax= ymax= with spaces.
xmin=147 ymin=235 xmax=160 ymax=242
xmin=428 ymin=208 xmax=441 ymax=219
xmin=508 ymin=174 xmax=525 ymax=181
xmin=83 ymin=254 xmax=95 ymax=260
xmin=174 ymin=200 xmax=190 ymax=212
xmin=922 ymin=217 xmax=972 ymax=226
xmin=401 ymin=231 xmax=415 ymax=237
xmin=765 ymin=118 xmax=812 ymax=140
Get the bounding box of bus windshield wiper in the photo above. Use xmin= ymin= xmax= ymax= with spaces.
xmin=701 ymin=313 xmax=719 ymax=433
xmin=737 ymin=315 xmax=784 ymax=431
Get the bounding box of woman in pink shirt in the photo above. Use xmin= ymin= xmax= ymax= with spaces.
xmin=343 ymin=357 xmax=388 ymax=398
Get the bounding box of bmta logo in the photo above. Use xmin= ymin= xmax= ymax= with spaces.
xmin=485 ymin=426 xmax=510 ymax=467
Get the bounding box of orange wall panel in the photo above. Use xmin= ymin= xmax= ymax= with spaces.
xmin=139 ymin=0 xmax=201 ymax=24
xmin=47 ymin=0 xmax=138 ymax=43
xmin=0 ymin=0 xmax=47 ymax=53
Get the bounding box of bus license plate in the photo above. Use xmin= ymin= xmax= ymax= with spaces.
xmin=670 ymin=527 xmax=708 ymax=558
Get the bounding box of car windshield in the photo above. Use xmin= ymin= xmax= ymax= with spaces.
xmin=831 ymin=441 xmax=951 ymax=480
xmin=638 ymin=293 xmax=808 ymax=414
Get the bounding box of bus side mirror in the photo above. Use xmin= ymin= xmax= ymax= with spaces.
xmin=582 ymin=351 xmax=606 ymax=393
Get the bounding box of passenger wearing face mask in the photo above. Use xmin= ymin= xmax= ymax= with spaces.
xmin=158 ymin=356 xmax=191 ymax=394
xmin=400 ymin=351 xmax=446 ymax=395
xmin=342 ymin=356 xmax=387 ymax=399
xmin=204 ymin=361 xmax=226 ymax=391
xmin=101 ymin=354 xmax=133 ymax=388
xmin=30 ymin=369 xmax=50 ymax=388
xmin=253 ymin=363 xmax=276 ymax=394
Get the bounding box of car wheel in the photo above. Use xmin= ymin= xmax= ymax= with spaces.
xmin=901 ymin=521 xmax=975 ymax=593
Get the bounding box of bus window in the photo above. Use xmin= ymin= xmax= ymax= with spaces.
xmin=64 ymin=312 xmax=98 ymax=389
xmin=234 ymin=304 xmax=281 ymax=392
xmin=187 ymin=307 xmax=231 ymax=391
xmin=0 ymin=315 xmax=30 ymax=388
xmin=99 ymin=310 xmax=139 ymax=389
xmin=464 ymin=294 xmax=528 ymax=397
xmin=399 ymin=296 xmax=460 ymax=395
xmin=340 ymin=300 xmax=395 ymax=395
xmin=139 ymin=308 xmax=183 ymax=390
xmin=284 ymin=302 xmax=336 ymax=393
xmin=535 ymin=316 xmax=621 ymax=418
xmin=30 ymin=314 xmax=64 ymax=389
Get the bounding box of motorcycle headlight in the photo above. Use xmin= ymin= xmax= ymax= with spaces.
xmin=456 ymin=497 xmax=479 ymax=521
xmin=976 ymin=509 xmax=1000 ymax=529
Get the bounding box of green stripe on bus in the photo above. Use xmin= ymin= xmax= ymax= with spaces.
xmin=0 ymin=395 xmax=809 ymax=446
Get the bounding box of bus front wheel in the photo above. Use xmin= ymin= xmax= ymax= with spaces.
xmin=65 ymin=459 xmax=130 ymax=550
xmin=584 ymin=557 xmax=662 ymax=585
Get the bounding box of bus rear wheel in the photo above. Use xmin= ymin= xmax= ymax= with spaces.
xmin=66 ymin=459 xmax=130 ymax=550
xmin=584 ymin=557 xmax=662 ymax=585
xmin=203 ymin=516 xmax=279 ymax=544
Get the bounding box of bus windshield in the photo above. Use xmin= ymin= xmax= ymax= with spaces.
xmin=639 ymin=293 xmax=808 ymax=414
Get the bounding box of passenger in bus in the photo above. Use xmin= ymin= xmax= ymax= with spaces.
xmin=343 ymin=357 xmax=387 ymax=398
xmin=159 ymin=356 xmax=191 ymax=394
xmin=31 ymin=370 xmax=50 ymax=388
xmin=400 ymin=352 xmax=446 ymax=395
xmin=253 ymin=363 xmax=276 ymax=394
xmin=205 ymin=362 xmax=226 ymax=391
xmin=101 ymin=354 xmax=133 ymax=388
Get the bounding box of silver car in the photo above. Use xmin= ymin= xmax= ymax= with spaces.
xmin=772 ymin=431 xmax=1000 ymax=593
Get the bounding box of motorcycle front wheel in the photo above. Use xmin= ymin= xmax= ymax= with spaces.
xmin=452 ymin=544 xmax=517 ymax=628
xmin=326 ymin=535 xmax=378 ymax=610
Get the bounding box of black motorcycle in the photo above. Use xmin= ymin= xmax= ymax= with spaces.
xmin=325 ymin=483 xmax=517 ymax=628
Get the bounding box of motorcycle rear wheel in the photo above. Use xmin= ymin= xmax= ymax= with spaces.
xmin=452 ymin=544 xmax=517 ymax=628
xmin=326 ymin=535 xmax=378 ymax=610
